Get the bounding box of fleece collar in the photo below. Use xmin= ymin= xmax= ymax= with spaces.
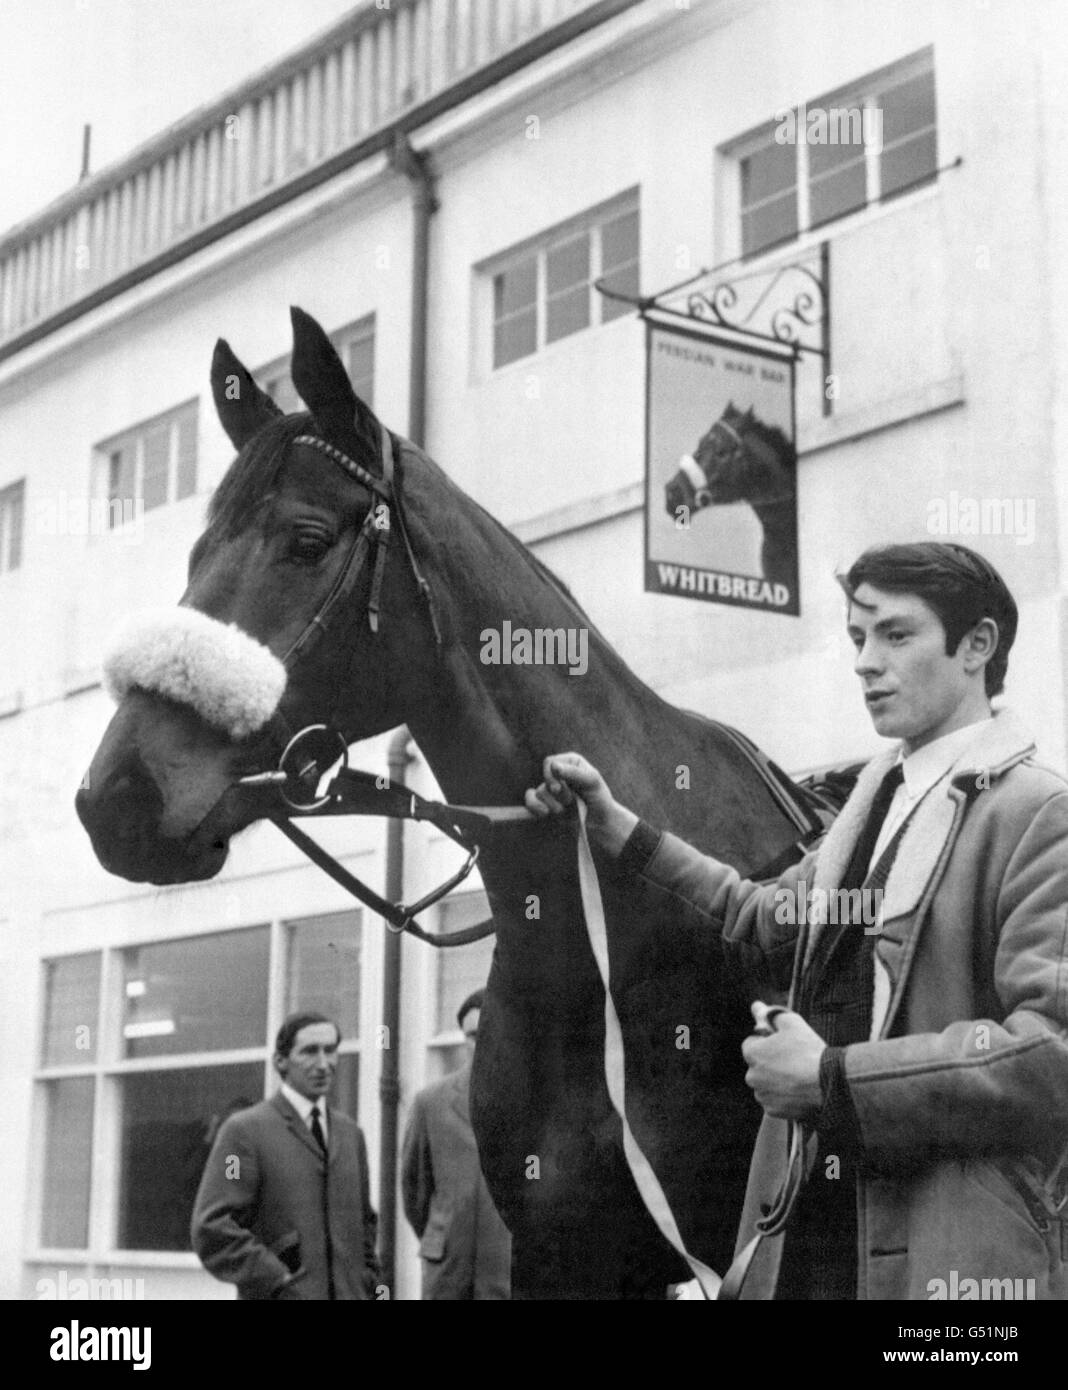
xmin=803 ymin=709 xmax=1036 ymax=963
xmin=103 ymin=607 xmax=287 ymax=740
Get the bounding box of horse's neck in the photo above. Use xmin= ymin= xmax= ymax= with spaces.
xmin=750 ymin=497 xmax=797 ymax=574
xmin=387 ymin=460 xmax=798 ymax=893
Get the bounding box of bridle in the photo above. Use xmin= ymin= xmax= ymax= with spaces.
xmin=232 ymin=423 xmax=527 ymax=948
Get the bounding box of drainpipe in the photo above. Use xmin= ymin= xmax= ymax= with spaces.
xmin=376 ymin=135 xmax=437 ymax=1297
xmin=379 ymin=725 xmax=414 ymax=1295
xmin=389 ymin=132 xmax=438 ymax=449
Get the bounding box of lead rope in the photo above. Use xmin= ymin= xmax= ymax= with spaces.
xmin=574 ymin=801 xmax=724 ymax=1300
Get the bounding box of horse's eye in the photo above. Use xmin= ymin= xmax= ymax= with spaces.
xmin=288 ymin=530 xmax=332 ymax=565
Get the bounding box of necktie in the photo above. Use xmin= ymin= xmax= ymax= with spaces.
xmin=309 ymin=1104 xmax=327 ymax=1156
xmin=841 ymin=762 xmax=905 ymax=891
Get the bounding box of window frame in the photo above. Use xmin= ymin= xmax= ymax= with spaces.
xmin=90 ymin=399 xmax=199 ymax=532
xmin=726 ymin=48 xmax=937 ymax=263
xmin=0 ymin=478 xmax=25 ymax=574
xmin=479 ymin=190 xmax=641 ymax=373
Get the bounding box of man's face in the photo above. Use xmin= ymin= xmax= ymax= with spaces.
xmin=847 ymin=583 xmax=987 ymax=753
xmin=275 ymin=1022 xmax=340 ymax=1101
xmin=461 ymin=1007 xmax=480 ymax=1067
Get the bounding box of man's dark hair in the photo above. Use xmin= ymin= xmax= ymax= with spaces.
xmin=457 ymin=989 xmax=485 ymax=1031
xmin=840 ymin=542 xmax=1018 ymax=697
xmin=274 ymin=1011 xmax=341 ymax=1059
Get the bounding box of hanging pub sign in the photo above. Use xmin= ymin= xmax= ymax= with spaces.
xmin=644 ymin=319 xmax=800 ymax=616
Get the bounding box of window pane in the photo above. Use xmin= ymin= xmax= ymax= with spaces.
xmin=344 ymin=333 xmax=375 ymax=407
xmin=266 ymin=371 xmax=302 ymax=415
xmin=42 ymin=953 xmax=100 ymax=1065
xmin=809 ymin=158 xmax=867 ymax=227
xmin=285 ymin=910 xmax=362 ymax=1042
xmin=107 ymin=446 xmax=136 ymax=521
xmin=141 ymin=423 xmax=170 ymax=512
xmin=334 ymin=1053 xmax=360 ymax=1121
xmin=493 ymin=258 xmax=536 ymax=319
xmin=546 ymin=234 xmax=589 ymax=295
xmin=493 ymin=309 xmax=537 ymax=368
xmin=436 ymin=894 xmax=495 ymax=1035
xmin=0 ymin=480 xmax=24 ymax=572
xmin=122 ymin=927 xmax=270 ymax=1058
xmin=546 ymin=285 xmax=590 ymax=343
xmin=880 ymin=67 xmax=936 ymax=148
xmin=741 ymin=189 xmax=798 ymax=257
xmin=601 ymin=209 xmax=639 ymax=275
xmin=741 ymin=140 xmax=796 ymax=208
xmin=119 ymin=1063 xmax=263 ymax=1251
xmin=881 ymin=129 xmax=938 ymax=200
xmin=175 ymin=407 xmax=198 ymax=500
xmin=40 ymin=1077 xmax=94 ymax=1248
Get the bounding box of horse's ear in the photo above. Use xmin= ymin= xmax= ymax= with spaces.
xmin=290 ymin=306 xmax=379 ymax=461
xmin=211 ymin=339 xmax=282 ymax=450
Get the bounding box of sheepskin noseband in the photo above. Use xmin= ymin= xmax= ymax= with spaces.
xmin=103 ymin=608 xmax=287 ymax=740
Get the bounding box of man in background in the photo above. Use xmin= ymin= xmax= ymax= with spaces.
xmin=191 ymin=1011 xmax=380 ymax=1300
xmin=401 ymin=989 xmax=512 ymax=1299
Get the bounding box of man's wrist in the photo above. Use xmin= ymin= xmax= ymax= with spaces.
xmin=590 ymin=802 xmax=639 ymax=857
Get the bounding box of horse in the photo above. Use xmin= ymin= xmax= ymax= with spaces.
xmin=76 ymin=308 xmax=828 ymax=1299
xmin=664 ymin=402 xmax=798 ymax=590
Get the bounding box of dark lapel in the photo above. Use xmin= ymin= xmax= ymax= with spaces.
xmin=272 ymin=1091 xmax=324 ymax=1163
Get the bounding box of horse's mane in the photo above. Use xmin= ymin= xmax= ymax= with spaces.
xmin=728 ymin=405 xmax=796 ymax=465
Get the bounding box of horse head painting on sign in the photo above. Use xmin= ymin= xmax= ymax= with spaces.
xmin=77 ymin=308 xmax=821 ymax=1298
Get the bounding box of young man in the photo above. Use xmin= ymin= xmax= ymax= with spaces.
xmin=526 ymin=542 xmax=1068 ymax=1300
xmin=401 ymin=988 xmax=512 ymax=1299
xmin=191 ymin=1012 xmax=380 ymax=1299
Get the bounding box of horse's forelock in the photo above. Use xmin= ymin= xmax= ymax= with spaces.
xmin=205 ymin=413 xmax=314 ymax=538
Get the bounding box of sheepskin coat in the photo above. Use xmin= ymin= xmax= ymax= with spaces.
xmin=626 ymin=711 xmax=1068 ymax=1300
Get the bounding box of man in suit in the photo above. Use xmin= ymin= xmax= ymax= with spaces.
xmin=526 ymin=542 xmax=1068 ymax=1300
xmin=191 ymin=1012 xmax=380 ymax=1300
xmin=401 ymin=989 xmax=511 ymax=1299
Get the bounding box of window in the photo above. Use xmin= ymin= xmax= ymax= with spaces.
xmin=35 ymin=911 xmax=363 ymax=1256
xmin=736 ymin=50 xmax=937 ymax=259
xmin=0 ymin=479 xmax=24 ymax=572
xmin=92 ymin=400 xmax=198 ymax=526
xmin=261 ymin=317 xmax=375 ymax=415
xmin=486 ymin=194 xmax=640 ymax=369
xmin=432 ymin=893 xmax=494 ymax=1074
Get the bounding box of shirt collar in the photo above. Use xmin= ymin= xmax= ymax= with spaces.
xmin=898 ymin=717 xmax=994 ymax=799
xmin=280 ymin=1082 xmax=324 ymax=1125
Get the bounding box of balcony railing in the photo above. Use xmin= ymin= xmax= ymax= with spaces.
xmin=0 ymin=0 xmax=615 ymax=356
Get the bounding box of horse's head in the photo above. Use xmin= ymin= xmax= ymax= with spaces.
xmin=664 ymin=402 xmax=796 ymax=519
xmin=76 ymin=308 xmax=430 ymax=885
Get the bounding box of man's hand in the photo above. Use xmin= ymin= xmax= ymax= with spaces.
xmin=741 ymin=1004 xmax=826 ymax=1122
xmin=523 ymin=752 xmax=639 ymax=856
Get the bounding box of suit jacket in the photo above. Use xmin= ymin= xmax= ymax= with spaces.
xmin=401 ymin=1063 xmax=511 ymax=1299
xmin=631 ymin=711 xmax=1068 ymax=1300
xmin=191 ymin=1092 xmax=380 ymax=1300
